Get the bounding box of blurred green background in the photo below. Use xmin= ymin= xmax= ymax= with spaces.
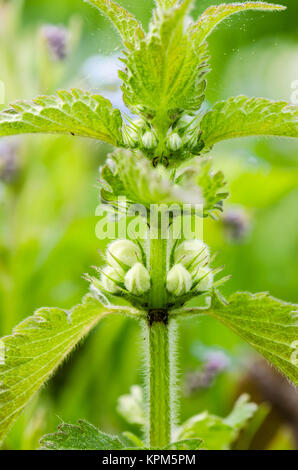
xmin=0 ymin=0 xmax=297 ymax=450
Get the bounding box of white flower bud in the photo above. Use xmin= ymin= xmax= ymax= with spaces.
xmin=167 ymin=132 xmax=182 ymax=151
xmin=107 ymin=240 xmax=141 ymax=269
xmin=142 ymin=131 xmax=157 ymax=149
xmin=166 ymin=263 xmax=192 ymax=296
xmin=101 ymin=266 xmax=124 ymax=294
xmin=193 ymin=266 xmax=213 ymax=292
xmin=125 ymin=262 xmax=151 ymax=295
xmin=175 ymin=239 xmax=210 ymax=267
xmin=176 ymin=114 xmax=193 ymax=129
xmin=133 ymin=118 xmax=146 ymax=130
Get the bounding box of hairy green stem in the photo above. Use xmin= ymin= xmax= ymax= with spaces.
xmin=149 ymin=234 xmax=168 ymax=309
xmin=145 ymin=227 xmax=176 ymax=449
xmin=147 ymin=320 xmax=172 ymax=448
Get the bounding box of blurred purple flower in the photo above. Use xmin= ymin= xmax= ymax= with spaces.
xmin=41 ymin=24 xmax=69 ymax=62
xmin=185 ymin=350 xmax=230 ymax=395
xmin=222 ymin=206 xmax=251 ymax=243
xmin=205 ymin=350 xmax=230 ymax=373
xmin=0 ymin=138 xmax=20 ymax=183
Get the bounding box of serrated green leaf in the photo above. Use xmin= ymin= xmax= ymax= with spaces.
xmin=0 ymin=89 xmax=123 ymax=146
xmin=0 ymin=295 xmax=121 ymax=443
xmin=100 ymin=149 xmax=202 ymax=210
xmin=40 ymin=420 xmax=125 ymax=450
xmin=121 ymin=0 xmax=209 ymax=118
xmin=200 ymin=96 xmax=298 ymax=149
xmin=208 ymin=291 xmax=298 ymax=386
xmin=85 ymin=0 xmax=144 ymax=49
xmin=164 ymin=439 xmax=202 ymax=450
xmin=190 ymin=2 xmax=286 ymax=46
xmin=178 ymin=394 xmax=257 ymax=450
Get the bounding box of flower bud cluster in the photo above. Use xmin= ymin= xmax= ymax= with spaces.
xmin=123 ymin=112 xmax=206 ymax=164
xmin=166 ymin=239 xmax=213 ymax=297
xmin=90 ymin=238 xmax=215 ymax=309
xmin=99 ymin=240 xmax=151 ymax=297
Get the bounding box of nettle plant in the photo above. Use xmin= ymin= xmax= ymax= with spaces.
xmin=0 ymin=0 xmax=297 ymax=451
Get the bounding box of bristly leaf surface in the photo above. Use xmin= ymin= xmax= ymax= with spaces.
xmin=40 ymin=420 xmax=125 ymax=450
xmin=0 ymin=89 xmax=123 ymax=146
xmin=200 ymin=96 xmax=298 ymax=150
xmin=0 ymin=295 xmax=119 ymax=443
xmin=85 ymin=0 xmax=144 ymax=49
xmin=207 ymin=291 xmax=298 ymax=386
xmin=190 ymin=2 xmax=286 ymax=47
xmin=40 ymin=419 xmax=203 ymax=450
xmin=120 ymin=0 xmax=209 ymax=120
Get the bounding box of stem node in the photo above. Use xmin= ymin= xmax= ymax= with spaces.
xmin=147 ymin=308 xmax=168 ymax=326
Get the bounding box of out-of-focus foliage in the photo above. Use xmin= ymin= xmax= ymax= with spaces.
xmin=178 ymin=394 xmax=258 ymax=450
xmin=0 ymin=0 xmax=297 ymax=450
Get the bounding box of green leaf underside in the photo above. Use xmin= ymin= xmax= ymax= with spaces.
xmin=0 ymin=89 xmax=123 ymax=146
xmin=200 ymin=96 xmax=298 ymax=149
xmin=178 ymin=394 xmax=257 ymax=450
xmin=0 ymin=295 xmax=115 ymax=443
xmin=208 ymin=291 xmax=298 ymax=386
xmin=40 ymin=420 xmax=125 ymax=450
xmin=85 ymin=0 xmax=144 ymax=49
xmin=190 ymin=2 xmax=286 ymax=47
xmin=120 ymin=0 xmax=209 ymax=115
xmin=100 ymin=149 xmax=202 ymax=209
